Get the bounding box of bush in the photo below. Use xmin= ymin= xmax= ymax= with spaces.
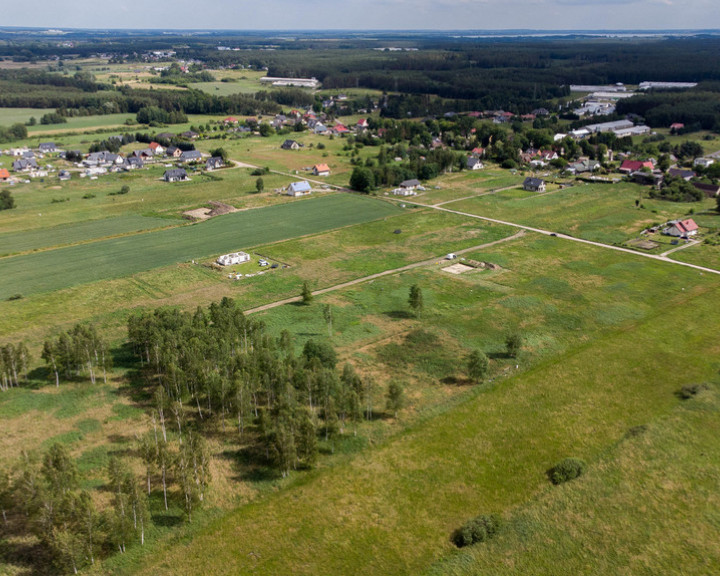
xmin=549 ymin=457 xmax=586 ymax=485
xmin=0 ymin=189 xmax=15 ymax=210
xmin=82 ymin=193 xmax=96 ymax=199
xmin=678 ymin=383 xmax=709 ymax=399
xmin=451 ymin=514 xmax=501 ymax=548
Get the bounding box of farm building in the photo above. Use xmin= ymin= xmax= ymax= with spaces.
xmin=663 ymin=219 xmax=698 ymax=238
xmin=312 ymin=163 xmax=330 ymax=176
xmin=523 ymin=177 xmax=546 ymax=192
xmin=286 ymin=181 xmax=312 ymax=196
xmin=217 ymin=252 xmax=250 ymax=266
xmin=164 ymin=169 xmax=189 ymax=182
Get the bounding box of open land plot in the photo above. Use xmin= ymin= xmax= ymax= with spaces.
xmin=103 ymin=239 xmax=720 ymax=576
xmin=0 ymin=193 xmax=401 ymax=300
xmin=427 ymin=386 xmax=720 ymax=576
xmin=0 ymin=107 xmax=55 ymax=126
xmin=447 ymin=182 xmax=715 ymax=245
xmin=25 ymin=113 xmax=136 ymax=134
xmin=0 ymin=165 xmax=305 ymax=235
xmin=414 ymin=168 xmax=526 ymax=205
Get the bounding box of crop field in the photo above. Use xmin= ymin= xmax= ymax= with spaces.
xmin=0 ymin=193 xmax=401 ymax=299
xmin=102 ymin=234 xmax=720 ymax=576
xmin=447 ymin=182 xmax=715 ymax=244
xmin=0 ymin=214 xmax=176 ymax=256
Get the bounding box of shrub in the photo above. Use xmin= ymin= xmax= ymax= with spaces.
xmin=549 ymin=457 xmax=586 ymax=485
xmin=451 ymin=514 xmax=501 ymax=548
xmin=678 ymin=383 xmax=709 ymax=399
xmin=82 ymin=193 xmax=96 ymax=199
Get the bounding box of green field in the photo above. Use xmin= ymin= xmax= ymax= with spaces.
xmin=0 ymin=214 xmax=175 ymax=256
xmin=447 ymin=182 xmax=714 ymax=244
xmin=103 ymin=238 xmax=720 ymax=576
xmin=0 ymin=107 xmax=54 ymax=126
xmin=0 ymin=193 xmax=401 ymax=299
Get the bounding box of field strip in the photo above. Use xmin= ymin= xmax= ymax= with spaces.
xmin=431 ymin=185 xmax=520 ymax=206
xmin=660 ymin=238 xmax=700 ymax=257
xmin=395 ymin=199 xmax=720 ymax=276
xmin=243 ymin=230 xmax=526 ymax=314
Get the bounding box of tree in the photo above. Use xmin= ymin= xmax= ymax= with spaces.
xmin=209 ymin=147 xmax=229 ymax=163
xmin=349 ymin=166 xmax=375 ymax=193
xmin=322 ymin=304 xmax=334 ymax=337
xmin=255 ymin=177 xmax=264 ymax=194
xmin=408 ymin=284 xmax=424 ymax=317
xmin=466 ymin=350 xmax=489 ymax=383
xmin=385 ymin=382 xmax=405 ymax=418
xmin=301 ymin=281 xmax=313 ymax=305
xmin=506 ymin=333 xmax=522 ymax=358
xmin=0 ymin=190 xmax=15 ymax=211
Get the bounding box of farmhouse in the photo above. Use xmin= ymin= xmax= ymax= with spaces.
xmin=281 ymin=139 xmax=302 ymax=150
xmin=663 ymin=218 xmax=698 ymax=238
xmin=312 ymin=163 xmax=330 ymax=176
xmin=523 ymin=177 xmax=546 ymax=192
xmin=164 ymin=168 xmax=189 ymax=182
xmin=286 ymin=181 xmax=312 ymax=196
xmin=217 ymin=252 xmax=250 ymax=266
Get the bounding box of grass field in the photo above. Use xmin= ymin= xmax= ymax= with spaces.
xmin=0 ymin=107 xmax=55 ymax=126
xmin=0 ymin=214 xmax=176 ymax=256
xmin=0 ymin=193 xmax=401 ymax=299
xmin=99 ymin=246 xmax=720 ymax=576
xmin=447 ymin=182 xmax=714 ymax=244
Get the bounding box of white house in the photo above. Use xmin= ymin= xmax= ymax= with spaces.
xmin=694 ymin=158 xmax=715 ymax=169
xmin=287 ymin=181 xmax=312 ymax=196
xmin=217 ymin=252 xmax=250 ymax=266
xmin=663 ymin=218 xmax=698 ymax=238
xmin=467 ymin=157 xmax=484 ymax=170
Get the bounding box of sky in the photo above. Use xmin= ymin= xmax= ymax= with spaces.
xmin=3 ymin=0 xmax=720 ymax=31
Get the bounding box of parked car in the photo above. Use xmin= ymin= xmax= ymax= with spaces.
xmin=258 ymin=259 xmax=269 ymax=266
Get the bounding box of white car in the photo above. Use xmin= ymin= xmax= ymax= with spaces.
xmin=258 ymin=259 xmax=269 ymax=266
xmin=446 ymin=253 xmax=457 ymax=260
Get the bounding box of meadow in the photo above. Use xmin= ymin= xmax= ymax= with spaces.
xmin=0 ymin=193 xmax=401 ymax=300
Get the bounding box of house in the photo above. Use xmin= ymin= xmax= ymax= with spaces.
xmin=333 ymin=124 xmax=350 ymax=135
xmin=84 ymin=151 xmax=122 ymax=167
xmin=694 ymin=158 xmax=715 ymax=169
xmin=566 ymin=159 xmax=600 ymax=174
xmin=217 ymin=252 xmax=250 ymax=266
xmin=124 ymin=157 xmax=144 ymax=170
xmin=392 ymin=188 xmax=417 ymax=197
xmin=222 ymin=117 xmax=239 ymax=125
xmin=313 ymin=123 xmax=328 ymax=135
xmin=619 ymin=160 xmax=654 ymax=174
xmin=286 ymin=181 xmax=312 ymax=196
xmin=312 ymin=164 xmax=330 ymax=176
xmin=523 ymin=177 xmax=546 ymax=192
xmin=181 ymin=131 xmax=199 ymax=140
xmin=467 ymin=157 xmax=484 ymax=170
xmin=670 ymin=123 xmax=685 ymax=131
xmin=471 ymin=147 xmax=485 ymax=157
xmin=357 ymin=118 xmax=369 ymax=129
xmin=693 ymin=182 xmax=720 ymax=197
xmin=0 ymin=168 xmax=10 ymax=181
xmin=38 ymin=142 xmax=57 ymax=153
xmin=131 ymin=149 xmax=154 ymax=160
xmin=156 ymin=132 xmax=175 ymax=141
xmin=163 ymin=169 xmax=189 ymax=182
xmin=663 ymin=218 xmax=698 ymax=238
xmin=179 ymin=150 xmax=202 ymax=163
xmin=166 ymin=146 xmax=182 ymax=158
xmin=12 ymin=158 xmax=38 ymax=172
xmin=206 ymin=157 xmax=224 ymax=171
xmin=281 ymin=139 xmax=302 ymax=150
xmin=399 ymin=179 xmax=422 ymax=190
xmin=148 ymin=142 xmax=164 ymax=155
xmin=667 ymin=168 xmax=696 ymax=181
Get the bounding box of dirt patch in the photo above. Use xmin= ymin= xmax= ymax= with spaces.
xmin=442 ymin=263 xmax=474 ymax=274
xmin=627 ymin=238 xmax=659 ymax=250
xmin=183 ymin=201 xmax=238 ymax=221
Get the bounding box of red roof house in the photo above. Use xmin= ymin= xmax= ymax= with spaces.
xmin=664 ymin=218 xmax=698 ymax=237
xmin=0 ymin=168 xmax=10 ymax=181
xmin=619 ymin=160 xmax=654 ymax=173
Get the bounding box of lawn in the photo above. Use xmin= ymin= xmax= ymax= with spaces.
xmin=0 ymin=107 xmax=55 ymax=126
xmin=0 ymin=193 xmax=401 ymax=299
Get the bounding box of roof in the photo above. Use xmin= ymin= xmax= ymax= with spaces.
xmin=668 ymin=168 xmax=696 ymax=180
xmin=400 ymin=179 xmax=422 ymax=188
xmin=523 ymin=177 xmax=545 ymax=188
xmin=313 ymin=163 xmax=330 ymax=172
xmin=164 ymin=169 xmax=187 ymax=179
xmin=288 ymin=181 xmax=312 ymax=193
xmin=0 ymin=168 xmax=10 ymax=179
xmin=669 ymin=219 xmax=698 ymax=233
xmin=149 ymin=141 xmax=162 ymax=149
xmin=180 ymin=150 xmax=202 ymax=160
xmin=620 ymin=160 xmax=654 ymax=172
